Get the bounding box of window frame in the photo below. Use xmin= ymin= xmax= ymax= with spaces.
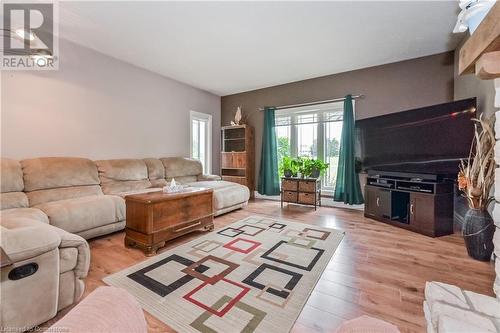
xmin=274 ymin=100 xmax=353 ymax=192
xmin=189 ymin=110 xmax=212 ymax=174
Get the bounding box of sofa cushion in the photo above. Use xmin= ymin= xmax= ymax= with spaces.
xmin=212 ymin=185 xmax=250 ymax=210
xmin=96 ymin=159 xmax=149 ymax=182
xmin=77 ymin=222 xmax=125 ymax=240
xmin=143 ymin=158 xmax=165 ymax=179
xmin=144 ymin=158 xmax=167 ymax=188
xmin=150 ymin=179 xmax=167 ymax=188
xmin=100 ymin=181 xmax=153 ymax=195
xmin=188 ymin=181 xmax=250 ymax=210
xmin=188 ymin=180 xmax=236 ymax=190
xmin=0 ymin=159 xmax=28 ymax=210
xmin=21 ymin=157 xmax=100 ymax=192
xmin=161 ymin=157 xmax=202 ymax=180
xmin=96 ymin=159 xmax=152 ymax=195
xmin=1 ymin=207 xmax=50 ymax=224
xmin=0 ymin=192 xmax=29 ymax=210
xmin=171 ymin=176 xmax=198 ymax=184
xmin=34 ymin=195 xmax=125 ymax=234
xmin=1 ymin=158 xmax=24 ymax=193
xmin=26 ymin=185 xmax=103 ymax=206
xmin=197 ymin=174 xmax=222 ymax=181
xmin=113 ymin=188 xmax=162 ymax=198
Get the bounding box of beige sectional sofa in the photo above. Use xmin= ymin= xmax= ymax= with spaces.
xmin=0 ymin=156 xmax=249 ymax=330
xmin=1 ymin=157 xmax=249 ymax=239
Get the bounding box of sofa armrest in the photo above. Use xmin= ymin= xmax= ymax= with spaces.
xmin=0 ymin=218 xmax=60 ymax=263
xmin=47 ymin=225 xmax=90 ymax=279
xmin=197 ymin=174 xmax=222 ymax=181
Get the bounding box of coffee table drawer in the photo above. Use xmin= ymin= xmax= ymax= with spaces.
xmin=172 ymin=219 xmax=203 ymax=233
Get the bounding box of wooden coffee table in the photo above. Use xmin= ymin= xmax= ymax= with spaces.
xmin=124 ymin=187 xmax=214 ymax=256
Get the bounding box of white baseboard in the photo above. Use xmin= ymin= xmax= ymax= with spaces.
xmin=254 ymin=191 xmax=364 ymax=211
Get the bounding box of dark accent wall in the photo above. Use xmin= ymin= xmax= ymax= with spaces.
xmin=221 ymin=52 xmax=455 ymax=188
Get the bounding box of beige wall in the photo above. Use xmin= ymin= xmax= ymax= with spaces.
xmin=1 ymin=39 xmax=221 ymax=173
xmin=221 ymin=52 xmax=455 ymax=187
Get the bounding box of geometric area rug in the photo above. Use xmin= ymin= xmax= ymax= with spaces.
xmin=104 ymin=215 xmax=344 ymax=333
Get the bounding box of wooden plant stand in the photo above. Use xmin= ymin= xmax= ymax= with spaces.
xmin=281 ymin=177 xmax=321 ymax=210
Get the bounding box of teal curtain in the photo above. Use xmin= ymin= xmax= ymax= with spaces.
xmin=334 ymin=95 xmax=364 ymax=204
xmin=258 ymin=107 xmax=280 ymax=195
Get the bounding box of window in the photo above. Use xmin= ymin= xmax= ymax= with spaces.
xmin=275 ymin=101 xmax=348 ymax=191
xmin=276 ymin=118 xmax=291 ymax=165
xmin=190 ymin=111 xmax=212 ymax=174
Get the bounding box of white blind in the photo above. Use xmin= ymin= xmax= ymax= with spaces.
xmin=275 ymin=101 xmax=344 ymax=126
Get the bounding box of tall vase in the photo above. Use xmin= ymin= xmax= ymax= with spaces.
xmin=462 ymin=208 xmax=494 ymax=261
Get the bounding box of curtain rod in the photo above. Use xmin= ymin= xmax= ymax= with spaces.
xmin=258 ymin=95 xmax=364 ymax=111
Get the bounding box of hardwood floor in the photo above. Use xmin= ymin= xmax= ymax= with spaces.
xmin=50 ymin=199 xmax=496 ymax=333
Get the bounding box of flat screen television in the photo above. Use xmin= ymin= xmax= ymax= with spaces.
xmin=356 ymin=98 xmax=477 ymax=177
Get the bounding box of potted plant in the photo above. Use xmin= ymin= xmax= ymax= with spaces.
xmin=280 ymin=156 xmax=329 ymax=178
xmin=290 ymin=158 xmax=301 ymax=177
xmin=458 ymin=116 xmax=495 ymax=261
xmin=279 ymin=156 xmax=300 ymax=178
xmin=280 ymin=156 xmax=293 ymax=178
xmin=310 ymin=159 xmax=329 ymax=178
xmin=295 ymin=157 xmax=329 ymax=178
xmin=300 ymin=157 xmax=313 ymax=178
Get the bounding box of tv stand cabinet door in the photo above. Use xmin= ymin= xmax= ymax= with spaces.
xmin=377 ymin=189 xmax=391 ymax=219
xmin=410 ymin=193 xmax=435 ymax=236
xmin=365 ymin=186 xmax=391 ymax=219
xmin=365 ymin=187 xmax=378 ymax=218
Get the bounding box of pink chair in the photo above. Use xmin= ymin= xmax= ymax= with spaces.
xmin=49 ymin=286 xmax=147 ymax=333
xmin=335 ymin=315 xmax=401 ymax=333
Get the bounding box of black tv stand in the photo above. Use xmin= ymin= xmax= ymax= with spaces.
xmin=364 ymin=172 xmax=454 ymax=237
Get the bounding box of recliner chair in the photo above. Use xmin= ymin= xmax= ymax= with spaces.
xmin=0 ymin=217 xmax=90 ymax=330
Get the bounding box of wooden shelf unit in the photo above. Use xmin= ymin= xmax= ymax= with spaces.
xmin=220 ymin=125 xmax=254 ymax=197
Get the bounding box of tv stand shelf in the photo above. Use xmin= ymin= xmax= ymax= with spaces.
xmin=364 ymin=175 xmax=454 ymax=237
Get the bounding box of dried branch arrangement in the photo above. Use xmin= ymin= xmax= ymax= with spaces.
xmin=458 ymin=115 xmax=496 ymax=210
